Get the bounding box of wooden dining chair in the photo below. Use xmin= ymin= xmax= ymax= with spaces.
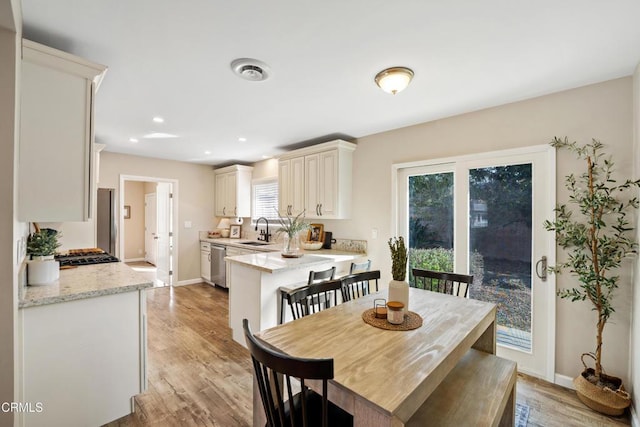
xmin=411 ymin=268 xmax=473 ymax=298
xmin=279 ymin=267 xmax=337 ymax=324
xmin=340 ymin=270 xmax=381 ymax=302
xmin=287 ymin=279 xmax=343 ymax=320
xmin=349 ymin=259 xmax=371 ymax=274
xmin=243 ymin=319 xmax=353 ymax=427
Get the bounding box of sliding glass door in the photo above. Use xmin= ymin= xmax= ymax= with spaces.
xmin=395 ymin=146 xmax=555 ymax=380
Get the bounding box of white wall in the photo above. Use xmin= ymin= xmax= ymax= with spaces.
xmin=323 ymin=77 xmax=634 ymax=384
xmin=99 ymin=152 xmax=215 ymax=282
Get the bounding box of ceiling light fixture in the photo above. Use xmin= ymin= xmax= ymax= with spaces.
xmin=129 ymin=138 xmax=138 ymax=143
xmin=374 ymin=67 xmax=414 ymax=95
xmin=204 ymin=151 xmax=211 ymax=155
xmin=238 ymin=137 xmax=247 ymax=142
xmin=143 ymin=132 xmax=178 ymax=139
xmin=231 ymin=58 xmax=270 ymax=82
xmin=152 ymin=116 xmax=164 ymax=123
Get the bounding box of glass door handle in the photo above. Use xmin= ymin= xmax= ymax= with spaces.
xmin=535 ymin=256 xmax=547 ymax=282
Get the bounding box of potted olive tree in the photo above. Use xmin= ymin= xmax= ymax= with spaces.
xmin=544 ymin=137 xmax=639 ymax=415
xmin=26 ymin=224 xmax=61 ymax=285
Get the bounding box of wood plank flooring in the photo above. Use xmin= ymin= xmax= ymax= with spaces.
xmin=106 ymin=283 xmax=632 ymax=427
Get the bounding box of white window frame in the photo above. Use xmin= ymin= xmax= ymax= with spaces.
xmin=251 ymin=177 xmax=279 ymax=226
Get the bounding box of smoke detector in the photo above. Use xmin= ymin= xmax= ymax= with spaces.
xmin=231 ymin=58 xmax=270 ymax=81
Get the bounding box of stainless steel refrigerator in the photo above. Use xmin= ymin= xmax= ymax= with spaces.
xmin=96 ymin=188 xmax=117 ymax=255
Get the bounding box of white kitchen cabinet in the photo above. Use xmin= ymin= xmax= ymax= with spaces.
xmin=19 ymin=290 xmax=146 ymax=427
xmin=200 ymin=242 xmax=211 ymax=283
xmin=214 ymin=165 xmax=253 ymax=217
xmin=278 ymin=156 xmax=305 ymax=216
xmin=18 ymin=40 xmax=107 ymax=222
xmin=278 ymin=140 xmax=356 ymax=219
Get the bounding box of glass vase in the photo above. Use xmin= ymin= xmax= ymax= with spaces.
xmin=282 ymin=232 xmax=302 ymax=258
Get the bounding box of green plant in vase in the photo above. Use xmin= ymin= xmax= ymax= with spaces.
xmin=388 ymin=236 xmax=409 ymax=313
xmin=543 ymin=137 xmax=639 ymax=415
xmin=275 ymin=210 xmax=310 ymax=258
xmin=27 ymin=225 xmax=61 ymax=258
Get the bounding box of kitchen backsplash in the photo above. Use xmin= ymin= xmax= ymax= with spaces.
xmin=199 ymin=230 xmax=367 ymax=254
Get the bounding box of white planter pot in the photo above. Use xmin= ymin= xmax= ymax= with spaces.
xmin=27 ymin=258 xmax=60 ymax=285
xmin=388 ymin=280 xmax=409 ymax=314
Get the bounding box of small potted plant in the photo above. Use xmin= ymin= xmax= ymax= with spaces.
xmin=388 ymin=236 xmax=409 ymax=313
xmin=275 ymin=210 xmax=310 ymax=258
xmin=26 ymin=224 xmax=61 ymax=285
xmin=544 ymin=137 xmax=639 ymax=415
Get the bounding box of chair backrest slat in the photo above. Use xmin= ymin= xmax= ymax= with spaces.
xmin=411 ymin=268 xmax=473 ymax=297
xmin=287 ymin=279 xmax=343 ymax=320
xmin=340 ymin=270 xmax=381 ymax=302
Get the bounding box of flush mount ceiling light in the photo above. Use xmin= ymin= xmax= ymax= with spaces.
xmin=374 ymin=67 xmax=414 ymax=94
xmin=231 ymin=58 xmax=270 ymax=82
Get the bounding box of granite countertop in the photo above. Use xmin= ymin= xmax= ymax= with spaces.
xmin=224 ymin=251 xmax=363 ymax=274
xmin=201 ymin=237 xmax=280 ymax=252
xmin=19 ymin=262 xmax=154 ymax=308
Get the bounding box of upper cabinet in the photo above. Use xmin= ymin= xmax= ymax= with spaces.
xmin=214 ymin=165 xmax=253 ymax=217
xmin=18 ymin=40 xmax=107 ymax=222
xmin=278 ymin=140 xmax=356 ymax=219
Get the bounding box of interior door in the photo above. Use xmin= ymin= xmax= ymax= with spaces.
xmin=144 ymin=192 xmax=157 ymax=265
xmin=397 ymin=145 xmax=555 ymax=380
xmin=156 ymin=182 xmax=172 ymax=286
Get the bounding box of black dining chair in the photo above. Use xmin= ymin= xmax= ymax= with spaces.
xmin=279 ymin=267 xmax=337 ymax=324
xmin=411 ymin=268 xmax=473 ymax=298
xmin=243 ymin=319 xmax=353 ymax=427
xmin=340 ymin=270 xmax=381 ymax=302
xmin=287 ymin=279 xmax=343 ymax=320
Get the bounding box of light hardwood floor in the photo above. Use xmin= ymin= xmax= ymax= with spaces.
xmin=106 ymin=283 xmax=632 ymax=426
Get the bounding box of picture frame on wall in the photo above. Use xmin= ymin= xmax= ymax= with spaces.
xmin=230 ymin=224 xmax=241 ymax=239
xmin=307 ymin=223 xmax=324 ymax=243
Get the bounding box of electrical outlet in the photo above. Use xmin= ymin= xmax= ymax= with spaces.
xmin=184 ymin=220 xmax=192 ymax=229
xmin=371 ymin=228 xmax=378 ymax=239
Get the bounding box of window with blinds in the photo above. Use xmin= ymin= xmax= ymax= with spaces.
xmin=252 ymin=179 xmax=279 ymax=222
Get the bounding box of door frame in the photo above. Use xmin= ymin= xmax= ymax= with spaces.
xmin=391 ymin=144 xmax=556 ymax=381
xmin=144 ymin=192 xmax=157 ymax=265
xmin=119 ymin=174 xmax=179 ymax=285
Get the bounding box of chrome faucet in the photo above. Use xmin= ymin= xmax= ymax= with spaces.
xmin=255 ymin=217 xmax=271 ymax=242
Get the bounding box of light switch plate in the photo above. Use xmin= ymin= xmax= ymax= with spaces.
xmin=184 ymin=220 xmax=192 ymax=229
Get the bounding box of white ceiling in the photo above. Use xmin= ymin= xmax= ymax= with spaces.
xmin=20 ymin=1 xmax=640 ymax=166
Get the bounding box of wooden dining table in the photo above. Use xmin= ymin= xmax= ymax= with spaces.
xmin=253 ymin=287 xmax=498 ymax=426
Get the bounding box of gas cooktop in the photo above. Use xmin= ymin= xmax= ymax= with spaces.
xmin=55 ymin=249 xmax=120 ymax=267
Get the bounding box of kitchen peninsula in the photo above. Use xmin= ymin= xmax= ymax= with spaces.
xmin=227 ymin=247 xmax=364 ymax=345
xmin=18 ymin=263 xmax=152 ymax=427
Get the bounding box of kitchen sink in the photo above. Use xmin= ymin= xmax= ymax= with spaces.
xmin=239 ymin=241 xmax=271 ymax=246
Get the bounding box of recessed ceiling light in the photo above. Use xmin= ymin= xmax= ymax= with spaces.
xmin=261 ymin=155 xmax=272 ymax=159
xmin=238 ymin=137 xmax=247 ymax=142
xmin=143 ymin=132 xmax=178 ymax=139
xmin=129 ymin=138 xmax=138 ymax=143
xmin=152 ymin=116 xmax=164 ymax=123
xmin=204 ymin=151 xmax=211 ymax=155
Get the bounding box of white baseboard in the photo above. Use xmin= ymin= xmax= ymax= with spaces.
xmin=123 ymin=257 xmax=146 ymax=263
xmin=554 ymin=373 xmax=575 ymax=389
xmin=175 ymin=278 xmax=204 ymax=286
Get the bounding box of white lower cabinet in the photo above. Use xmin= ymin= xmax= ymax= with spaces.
xmin=200 ymin=242 xmax=211 ymax=282
xmin=18 ymin=291 xmax=147 ymax=427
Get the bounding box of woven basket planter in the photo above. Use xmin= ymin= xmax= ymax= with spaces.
xmin=573 ymin=354 xmax=630 ymax=416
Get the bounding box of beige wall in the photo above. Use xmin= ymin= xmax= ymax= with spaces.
xmin=99 ymin=152 xmax=215 ymax=282
xmin=123 ymin=181 xmax=145 ymax=260
xmin=321 ymin=77 xmax=634 ymax=384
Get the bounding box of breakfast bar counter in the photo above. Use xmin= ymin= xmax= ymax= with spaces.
xmin=227 ymin=250 xmax=365 ymax=345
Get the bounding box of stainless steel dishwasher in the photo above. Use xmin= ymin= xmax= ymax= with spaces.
xmin=210 ymin=244 xmax=227 ymax=288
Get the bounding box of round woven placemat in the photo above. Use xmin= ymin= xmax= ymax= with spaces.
xmin=362 ymin=308 xmax=423 ymax=331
